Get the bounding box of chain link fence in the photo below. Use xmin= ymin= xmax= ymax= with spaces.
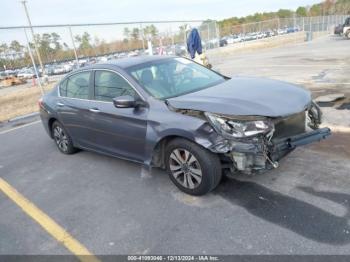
xmin=0 ymin=14 xmax=348 ymax=122
xmin=220 ymin=15 xmax=348 ymax=39
xmin=0 ymin=15 xmax=348 ymax=79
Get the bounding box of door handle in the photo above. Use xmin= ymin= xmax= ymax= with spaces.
xmin=89 ymin=108 xmax=100 ymax=113
xmin=56 ymin=102 xmax=65 ymax=107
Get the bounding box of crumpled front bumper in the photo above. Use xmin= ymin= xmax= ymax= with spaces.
xmin=224 ymin=127 xmax=331 ymax=174
xmin=270 ymin=127 xmax=331 ymax=161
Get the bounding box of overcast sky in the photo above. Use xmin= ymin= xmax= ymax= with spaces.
xmin=2 ymin=0 xmax=321 ymax=26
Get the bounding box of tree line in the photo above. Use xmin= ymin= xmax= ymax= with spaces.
xmin=0 ymin=23 xmax=185 ymax=69
xmin=218 ymin=0 xmax=350 ymax=35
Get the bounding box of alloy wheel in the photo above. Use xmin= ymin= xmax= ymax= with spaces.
xmin=169 ymin=148 xmax=202 ymax=189
xmin=53 ymin=126 xmax=69 ymax=152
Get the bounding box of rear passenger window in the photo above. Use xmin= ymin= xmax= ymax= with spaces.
xmin=60 ymin=71 xmax=90 ymax=99
xmin=94 ymin=71 xmax=136 ymax=102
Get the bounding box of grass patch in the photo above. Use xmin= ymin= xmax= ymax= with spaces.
xmin=0 ymin=84 xmax=54 ymax=122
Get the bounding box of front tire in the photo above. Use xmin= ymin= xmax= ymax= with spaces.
xmin=165 ymin=138 xmax=222 ymax=196
xmin=52 ymin=121 xmax=77 ymax=154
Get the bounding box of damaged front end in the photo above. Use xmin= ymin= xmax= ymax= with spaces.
xmin=201 ymin=101 xmax=331 ymax=175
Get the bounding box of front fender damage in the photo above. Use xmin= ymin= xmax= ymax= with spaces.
xmin=172 ymin=107 xmax=330 ymax=175
xmin=151 ymin=108 xmax=276 ymax=175
xmin=144 ymin=107 xmax=330 ymax=176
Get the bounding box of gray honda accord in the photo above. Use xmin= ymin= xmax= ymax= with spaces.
xmin=39 ymin=55 xmax=331 ymax=195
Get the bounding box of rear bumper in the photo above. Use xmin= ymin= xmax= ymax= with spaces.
xmin=39 ymin=107 xmax=52 ymax=138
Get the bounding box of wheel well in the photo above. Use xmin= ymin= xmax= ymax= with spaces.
xmin=151 ymin=135 xmax=227 ymax=171
xmin=151 ymin=135 xmax=184 ymax=168
xmin=48 ymin=118 xmax=57 ymax=138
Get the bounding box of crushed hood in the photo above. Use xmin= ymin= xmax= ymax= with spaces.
xmin=167 ymin=77 xmax=311 ymax=118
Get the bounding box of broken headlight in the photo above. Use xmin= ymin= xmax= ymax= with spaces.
xmin=307 ymin=101 xmax=322 ymax=130
xmin=204 ymin=112 xmax=274 ymax=138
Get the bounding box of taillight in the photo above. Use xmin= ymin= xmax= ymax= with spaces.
xmin=38 ymin=97 xmax=44 ymax=109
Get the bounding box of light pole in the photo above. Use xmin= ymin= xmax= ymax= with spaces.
xmin=24 ymin=28 xmax=44 ymax=95
xmin=20 ymin=0 xmax=45 ymax=76
xmin=69 ymin=26 xmax=79 ymax=66
xmin=140 ymin=23 xmax=145 ymax=51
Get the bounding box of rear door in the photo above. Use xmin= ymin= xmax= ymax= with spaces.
xmin=86 ymin=69 xmax=148 ymax=162
xmin=56 ymin=70 xmax=95 ymax=148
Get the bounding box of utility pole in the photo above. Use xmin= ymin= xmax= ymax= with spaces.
xmin=24 ymin=28 xmax=44 ymax=95
xmin=140 ymin=23 xmax=145 ymax=51
xmin=21 ymin=0 xmax=45 ymax=76
xmin=69 ymin=26 xmax=79 ymax=66
xmin=207 ymin=23 xmax=210 ymax=43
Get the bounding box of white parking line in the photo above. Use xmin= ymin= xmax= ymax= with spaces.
xmin=221 ymin=64 xmax=345 ymax=67
xmin=0 ymin=121 xmax=41 ymax=135
xmin=298 ymin=82 xmax=350 ymax=85
xmin=0 ymin=177 xmax=100 ymax=262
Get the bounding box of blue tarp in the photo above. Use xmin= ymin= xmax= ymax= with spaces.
xmin=186 ymin=28 xmax=202 ymax=59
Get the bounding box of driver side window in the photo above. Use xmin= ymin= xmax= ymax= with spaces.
xmin=94 ymin=70 xmax=136 ymax=102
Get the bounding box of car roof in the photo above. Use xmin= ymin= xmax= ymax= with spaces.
xmin=66 ymin=55 xmax=181 ymax=76
xmin=103 ymin=55 xmax=176 ymax=69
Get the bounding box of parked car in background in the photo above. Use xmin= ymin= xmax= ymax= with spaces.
xmin=266 ymin=30 xmax=277 ymax=37
xmin=4 ymin=69 xmax=17 ymax=77
xmin=242 ymin=33 xmax=257 ymax=41
xmin=174 ymin=44 xmax=187 ymax=56
xmin=163 ymin=46 xmax=174 ymax=55
xmin=39 ymin=56 xmax=330 ymax=196
xmin=98 ymin=56 xmax=109 ymax=62
xmin=205 ymin=38 xmax=219 ymax=49
xmin=128 ymin=51 xmax=139 ymax=57
xmin=343 ymin=17 xmax=350 ymax=39
xmin=118 ymin=52 xmax=127 ymax=59
xmin=17 ymin=68 xmax=36 ymax=79
xmin=45 ymin=65 xmax=55 ymax=76
xmin=0 ymin=71 xmax=7 ymax=80
xmin=334 ymin=24 xmax=344 ymax=35
xmin=286 ymin=27 xmax=299 ymax=34
xmin=219 ymin=38 xmax=228 ymax=47
xmin=257 ymin=32 xmax=265 ymax=39
xmin=277 ymin=28 xmax=287 ymax=35
xmin=230 ymin=35 xmax=243 ymax=43
xmin=63 ymin=63 xmax=73 ymax=73
xmin=52 ymin=65 xmax=66 ymax=75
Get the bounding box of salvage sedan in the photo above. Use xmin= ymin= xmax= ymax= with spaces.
xmin=39 ymin=56 xmax=331 ymax=195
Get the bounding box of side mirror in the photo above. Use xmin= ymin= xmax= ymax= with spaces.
xmin=113 ymin=95 xmax=146 ymax=108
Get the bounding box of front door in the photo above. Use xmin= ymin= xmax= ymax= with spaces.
xmin=86 ymin=70 xmax=148 ymax=162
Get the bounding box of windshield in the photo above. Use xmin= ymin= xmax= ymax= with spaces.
xmin=126 ymin=57 xmax=225 ymax=99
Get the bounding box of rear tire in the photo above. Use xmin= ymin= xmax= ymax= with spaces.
xmin=165 ymin=138 xmax=222 ymax=196
xmin=52 ymin=121 xmax=77 ymax=154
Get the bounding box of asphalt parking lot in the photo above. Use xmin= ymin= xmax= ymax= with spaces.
xmin=0 ymin=35 xmax=350 ymax=257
